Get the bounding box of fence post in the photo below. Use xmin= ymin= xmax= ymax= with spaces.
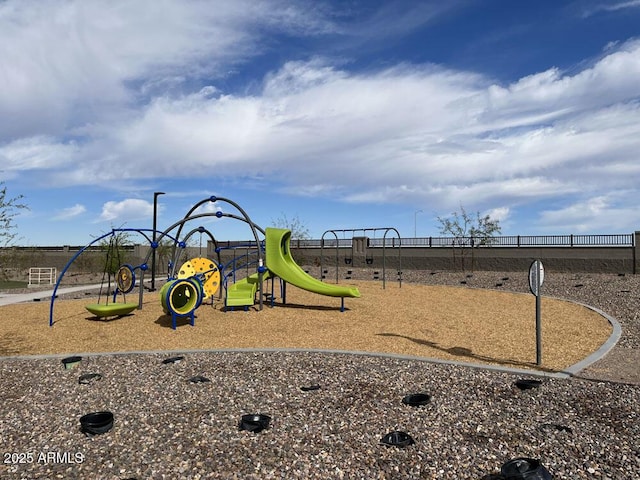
xmin=517 ymin=235 xmax=520 ymax=248
xmin=634 ymin=231 xmax=640 ymax=275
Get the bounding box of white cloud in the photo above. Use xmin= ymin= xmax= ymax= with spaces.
xmin=0 ymin=136 xmax=78 ymax=172
xmin=485 ymin=207 xmax=510 ymax=222
xmin=582 ymin=0 xmax=640 ymax=17
xmin=53 ymin=203 xmax=86 ymax=220
xmin=99 ymin=199 xmax=153 ymax=223
xmin=83 ymin=43 xmax=640 ymax=193
xmin=2 ymin=2 xmax=640 ymax=236
xmin=482 ymin=39 xmax=640 ymax=127
xmin=6 ymin=41 xmax=639 ymax=218
xmin=538 ymin=194 xmax=640 ymax=232
xmin=0 ymin=0 xmax=332 ymax=142
xmin=193 ymin=201 xmax=222 ymax=215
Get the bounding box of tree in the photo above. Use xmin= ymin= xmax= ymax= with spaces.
xmin=154 ymin=238 xmax=174 ymax=276
xmin=0 ymin=182 xmax=29 ymax=247
xmin=271 ymin=213 xmax=311 ymax=240
xmin=0 ymin=182 xmax=29 ymax=280
xmin=437 ymin=206 xmax=501 ymax=271
xmin=94 ymin=228 xmax=134 ymax=276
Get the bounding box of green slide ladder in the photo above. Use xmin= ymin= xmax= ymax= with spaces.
xmin=226 ymin=269 xmax=272 ymax=309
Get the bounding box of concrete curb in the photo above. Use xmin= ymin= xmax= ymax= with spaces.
xmin=561 ymin=302 xmax=622 ymax=376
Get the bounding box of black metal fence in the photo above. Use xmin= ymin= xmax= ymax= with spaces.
xmin=399 ymin=233 xmax=635 ymax=248
xmin=2 ymin=233 xmax=635 ymax=251
xmin=288 ymin=233 xmax=635 ymax=248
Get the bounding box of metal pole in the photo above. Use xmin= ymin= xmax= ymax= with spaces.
xmin=414 ymin=209 xmax=423 ymax=238
xmin=151 ymin=191 xmax=165 ymax=291
xmin=535 ymin=261 xmax=542 ymax=366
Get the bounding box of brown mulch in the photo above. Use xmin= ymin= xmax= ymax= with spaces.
xmin=0 ymin=281 xmax=611 ymax=372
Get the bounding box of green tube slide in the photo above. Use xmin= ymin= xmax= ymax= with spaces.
xmin=160 ymin=278 xmax=203 ymax=317
xmin=265 ymin=228 xmax=360 ymax=298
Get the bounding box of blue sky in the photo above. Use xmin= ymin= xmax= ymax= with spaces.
xmin=2 ymin=0 xmax=640 ymax=246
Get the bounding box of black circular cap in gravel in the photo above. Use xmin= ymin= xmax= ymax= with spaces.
xmin=514 ymin=379 xmax=542 ymax=390
xmin=80 ymin=411 xmax=114 ymax=436
xmin=501 ymin=457 xmax=552 ymax=480
xmin=162 ymin=356 xmax=185 ymax=364
xmin=78 ymin=373 xmax=102 ymax=385
xmin=380 ymin=431 xmax=415 ymax=448
xmin=62 ymin=356 xmax=82 ymax=369
xmin=188 ymin=375 xmax=211 ymax=383
xmin=402 ymin=393 xmax=431 ymax=406
xmin=539 ymin=423 xmax=573 ymax=434
xmin=300 ymin=384 xmax=321 ymax=391
xmin=239 ymin=414 xmax=271 ymax=433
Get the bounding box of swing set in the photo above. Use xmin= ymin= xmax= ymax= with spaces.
xmin=319 ymin=227 xmax=402 ymax=288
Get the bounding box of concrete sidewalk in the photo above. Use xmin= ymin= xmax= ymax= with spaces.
xmin=0 ymin=284 xmax=103 ymax=306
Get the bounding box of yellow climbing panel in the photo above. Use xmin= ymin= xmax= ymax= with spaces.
xmin=177 ymin=257 xmax=220 ymax=300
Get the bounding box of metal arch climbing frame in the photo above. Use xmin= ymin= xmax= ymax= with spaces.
xmin=320 ymin=227 xmax=402 ymax=289
xmin=49 ymin=194 xmax=274 ymax=328
xmin=140 ymin=212 xmax=241 ymax=280
xmin=49 ymin=195 xmax=275 ymax=327
xmin=167 ymin=226 xmax=221 ymax=280
xmin=144 ymin=196 xmax=268 ymax=310
xmin=171 ymin=196 xmax=264 ymax=260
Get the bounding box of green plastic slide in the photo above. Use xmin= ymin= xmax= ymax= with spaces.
xmin=225 ymin=228 xmax=360 ymax=308
xmin=265 ymin=228 xmax=360 ymax=298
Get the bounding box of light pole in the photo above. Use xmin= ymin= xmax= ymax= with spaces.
xmin=414 ymin=209 xmax=423 ymax=238
xmin=151 ymin=191 xmax=165 ymax=291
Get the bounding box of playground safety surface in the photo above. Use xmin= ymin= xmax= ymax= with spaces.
xmin=0 ymin=280 xmax=614 ymax=374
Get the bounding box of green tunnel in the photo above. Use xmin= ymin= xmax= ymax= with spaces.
xmin=160 ymin=278 xmax=203 ymax=317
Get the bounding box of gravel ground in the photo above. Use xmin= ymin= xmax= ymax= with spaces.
xmin=0 ymin=270 xmax=638 ymax=479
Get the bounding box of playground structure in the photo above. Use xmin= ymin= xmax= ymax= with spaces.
xmin=320 ymin=228 xmax=402 ymax=289
xmin=49 ymin=196 xmax=360 ymax=329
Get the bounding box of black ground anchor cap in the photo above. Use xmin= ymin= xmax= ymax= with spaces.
xmin=162 ymin=356 xmax=185 ymax=364
xmin=62 ymin=356 xmax=82 ymax=369
xmin=514 ymin=379 xmax=542 ymax=390
xmin=188 ymin=375 xmax=211 ymax=383
xmin=300 ymin=384 xmax=321 ymax=391
xmin=78 ymin=373 xmax=102 ymax=385
xmin=402 ymin=393 xmax=431 ymax=406
xmin=80 ymin=411 xmax=114 ymax=436
xmin=539 ymin=423 xmax=572 ymax=434
xmin=501 ymin=457 xmax=552 ymax=480
xmin=380 ymin=431 xmax=415 ymax=448
xmin=239 ymin=414 xmax=271 ymax=433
